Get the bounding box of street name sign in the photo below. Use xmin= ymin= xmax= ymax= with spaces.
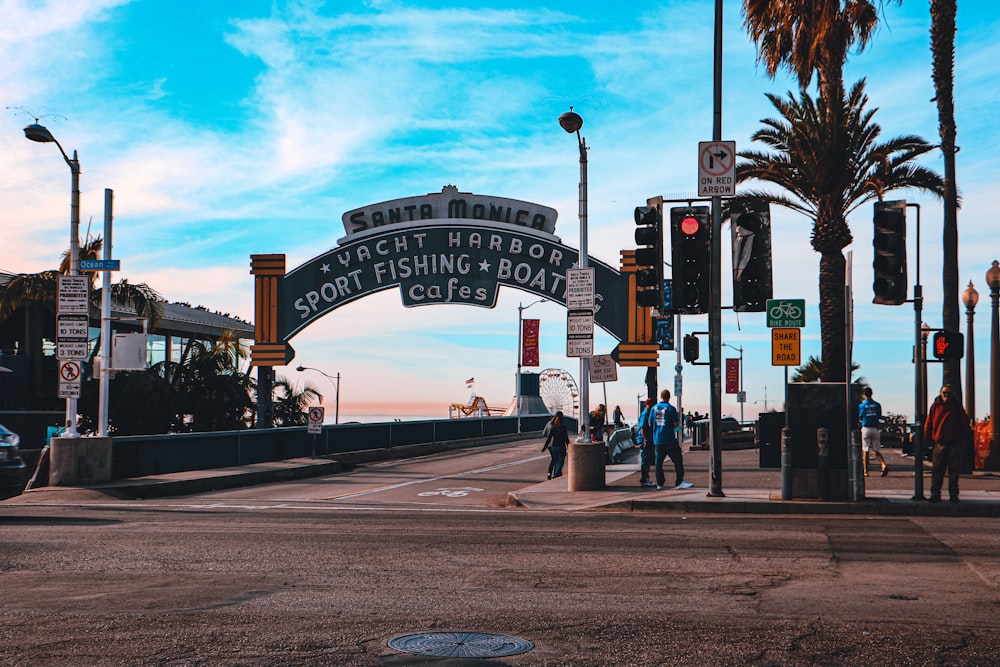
xmin=698 ymin=140 xmax=736 ymax=197
xmin=80 ymin=259 xmax=121 ymax=271
xmin=771 ymin=328 xmax=801 ymax=366
xmin=766 ymin=299 xmax=806 ymax=328
xmin=589 ymin=354 xmax=617 ymax=383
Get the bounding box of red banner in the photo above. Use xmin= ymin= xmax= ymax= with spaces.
xmin=522 ymin=319 xmax=540 ymax=367
xmin=725 ymin=357 xmax=739 ymax=394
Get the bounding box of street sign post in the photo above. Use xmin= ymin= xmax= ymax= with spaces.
xmin=58 ymin=359 xmax=82 ymax=398
xmin=771 ymin=328 xmax=801 ymax=366
xmin=307 ymin=406 xmax=325 ymax=434
xmin=766 ymin=299 xmax=806 ymax=328
xmin=589 ymin=354 xmax=617 ymax=383
xmin=698 ymin=140 xmax=736 ymax=197
xmin=565 ymin=267 xmax=595 ymax=310
xmin=80 ymin=259 xmax=121 ymax=272
xmin=57 ymin=275 xmax=89 ymax=315
xmin=566 ymin=308 xmax=594 ymax=359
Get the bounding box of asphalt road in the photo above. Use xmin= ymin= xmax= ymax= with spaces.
xmin=2 ymin=441 xmax=999 ymax=666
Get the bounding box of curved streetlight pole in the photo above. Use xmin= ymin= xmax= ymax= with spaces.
xmin=516 ymin=298 xmax=547 ymax=433
xmin=558 ymin=107 xmax=590 ymax=442
xmin=24 ymin=122 xmax=81 ymax=436
xmin=296 ymin=365 xmax=340 ymax=425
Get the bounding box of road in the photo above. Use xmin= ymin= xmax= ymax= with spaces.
xmin=1 ymin=440 xmax=999 ymax=666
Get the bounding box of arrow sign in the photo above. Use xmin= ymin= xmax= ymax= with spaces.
xmin=698 ymin=140 xmax=736 ymax=196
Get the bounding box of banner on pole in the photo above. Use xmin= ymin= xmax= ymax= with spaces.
xmin=522 ymin=319 xmax=540 ymax=367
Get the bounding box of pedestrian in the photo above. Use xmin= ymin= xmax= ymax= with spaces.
xmin=647 ymin=389 xmax=693 ymax=490
xmin=541 ymin=411 xmax=570 ymax=479
xmin=590 ymin=404 xmax=607 ymax=442
xmin=858 ymin=387 xmax=889 ymax=477
xmin=636 ymin=398 xmax=656 ymax=488
xmin=923 ymin=384 xmax=970 ymax=503
xmin=612 ymin=405 xmax=625 ymax=428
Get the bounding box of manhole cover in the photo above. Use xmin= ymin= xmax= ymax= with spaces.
xmin=387 ymin=631 xmax=534 ymax=658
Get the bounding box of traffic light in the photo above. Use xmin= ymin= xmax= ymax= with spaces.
xmin=730 ymin=200 xmax=773 ymax=312
xmin=872 ymin=200 xmax=907 ymax=305
xmin=634 ymin=202 xmax=664 ymax=311
xmin=932 ymin=331 xmax=964 ymax=360
xmin=683 ymin=334 xmax=700 ymax=362
xmin=671 ymin=206 xmax=711 ymax=314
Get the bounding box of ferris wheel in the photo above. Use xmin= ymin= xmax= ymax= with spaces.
xmin=539 ymin=368 xmax=580 ymax=419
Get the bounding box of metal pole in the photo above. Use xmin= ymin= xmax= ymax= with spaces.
xmin=577 ymin=133 xmax=591 ymax=443
xmin=335 ymin=372 xmax=340 ymax=425
xmin=912 ymin=203 xmax=925 ymax=499
xmin=707 ymin=0 xmax=724 ymax=496
xmin=98 ymin=189 xmax=113 ymax=436
xmin=676 ymin=313 xmax=683 ymax=446
xmin=989 ymin=269 xmax=1000 ymax=469
xmin=64 ymin=151 xmax=81 ymax=436
xmin=516 ymin=302 xmax=523 ymax=433
xmin=964 ymin=285 xmax=977 ymax=422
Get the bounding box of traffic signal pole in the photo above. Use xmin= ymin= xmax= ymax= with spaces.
xmin=708 ymin=0 xmax=725 ymax=497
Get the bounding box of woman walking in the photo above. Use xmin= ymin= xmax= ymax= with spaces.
xmin=542 ymin=411 xmax=570 ymax=479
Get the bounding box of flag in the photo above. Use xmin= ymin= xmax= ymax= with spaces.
xmin=466 ymin=377 xmax=474 ymax=387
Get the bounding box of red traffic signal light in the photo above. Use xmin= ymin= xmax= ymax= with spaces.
xmin=932 ymin=331 xmax=964 ymax=360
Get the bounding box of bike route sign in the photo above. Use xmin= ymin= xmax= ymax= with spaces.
xmin=766 ymin=299 xmax=805 ymax=328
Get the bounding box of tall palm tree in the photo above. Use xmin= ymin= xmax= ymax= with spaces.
xmin=930 ymin=0 xmax=961 ymax=394
xmin=271 ymin=377 xmax=323 ymax=427
xmin=742 ymin=0 xmax=904 ymax=383
xmin=736 ymin=80 xmax=944 ymax=381
xmin=742 ymin=0 xmax=902 ymax=102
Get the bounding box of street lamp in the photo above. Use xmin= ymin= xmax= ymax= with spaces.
xmin=24 ymin=121 xmax=81 ymax=437
xmin=723 ymin=343 xmax=744 ymax=424
xmin=516 ymin=298 xmax=546 ymax=433
xmin=985 ymin=261 xmax=1000 ymax=470
xmin=558 ymin=107 xmax=590 ymax=442
xmin=963 ymin=281 xmax=979 ymax=422
xmin=296 ymin=365 xmax=340 ymax=425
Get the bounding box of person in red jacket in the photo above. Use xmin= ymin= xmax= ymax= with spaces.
xmin=923 ymin=385 xmax=970 ymax=503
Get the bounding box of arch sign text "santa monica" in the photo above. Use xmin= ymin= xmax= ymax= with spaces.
xmin=271 ymin=185 xmax=629 ymax=344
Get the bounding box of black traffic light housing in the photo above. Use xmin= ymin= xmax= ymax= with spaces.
xmin=730 ymin=200 xmax=773 ymax=312
xmin=683 ymin=334 xmax=700 ymax=362
xmin=873 ymin=200 xmax=907 ymax=305
xmin=932 ymin=331 xmax=964 ymax=360
xmin=671 ymin=206 xmax=711 ymax=315
xmin=634 ymin=201 xmax=664 ymax=311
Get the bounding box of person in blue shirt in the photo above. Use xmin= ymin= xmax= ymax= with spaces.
xmin=636 ymin=398 xmax=656 ymax=487
xmin=646 ymin=389 xmax=693 ymax=490
xmin=858 ymin=386 xmax=888 ymax=477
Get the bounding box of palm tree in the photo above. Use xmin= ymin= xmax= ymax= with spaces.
xmin=736 ymin=80 xmax=944 ymax=381
xmin=793 ymin=354 xmax=867 ymax=391
xmin=742 ymin=0 xmax=902 ymax=103
xmin=271 ymin=377 xmax=323 ymax=427
xmin=0 ymin=237 xmax=164 ymax=407
xmin=742 ymin=0 xmax=905 ymax=383
xmin=930 ymin=0 xmax=961 ymax=395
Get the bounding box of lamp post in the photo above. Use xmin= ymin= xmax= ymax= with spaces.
xmin=921 ymin=321 xmax=931 ymax=420
xmin=516 ymin=298 xmax=546 ymax=433
xmin=296 ymin=365 xmax=340 ymax=425
xmin=986 ymin=261 xmax=1000 ymax=470
xmin=24 ymin=122 xmax=81 ymax=437
xmin=558 ymin=107 xmax=590 ymax=442
xmin=963 ymin=281 xmax=979 ymax=422
xmin=723 ymin=343 xmax=744 ymax=425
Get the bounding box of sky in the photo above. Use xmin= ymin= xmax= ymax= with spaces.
xmin=2 ymin=0 xmax=999 ymax=423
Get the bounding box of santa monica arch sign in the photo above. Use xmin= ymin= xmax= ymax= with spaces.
xmin=250 ymin=185 xmax=645 ymax=368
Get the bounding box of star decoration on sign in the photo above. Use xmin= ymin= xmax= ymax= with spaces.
xmin=478 ymin=260 xmax=491 ymax=272
xmin=320 ymin=263 xmax=331 ymax=273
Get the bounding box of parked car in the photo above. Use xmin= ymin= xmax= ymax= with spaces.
xmin=0 ymin=423 xmax=27 ymax=498
xmin=690 ymin=417 xmax=757 ymax=450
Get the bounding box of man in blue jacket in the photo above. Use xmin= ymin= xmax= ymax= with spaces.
xmin=636 ymin=398 xmax=656 ymax=487
xmin=646 ymin=389 xmax=693 ymax=490
xmin=858 ymin=387 xmax=888 ymax=477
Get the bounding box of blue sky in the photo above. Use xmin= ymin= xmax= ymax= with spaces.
xmin=2 ymin=0 xmax=998 ymax=421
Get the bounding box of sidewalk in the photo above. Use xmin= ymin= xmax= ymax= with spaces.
xmin=6 ymin=443 xmax=1000 ymax=516
xmin=507 ymin=445 xmax=1000 ymax=517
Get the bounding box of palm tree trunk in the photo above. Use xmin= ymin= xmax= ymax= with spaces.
xmin=819 ymin=250 xmax=847 ymax=383
xmin=932 ymin=0 xmax=961 ymax=396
